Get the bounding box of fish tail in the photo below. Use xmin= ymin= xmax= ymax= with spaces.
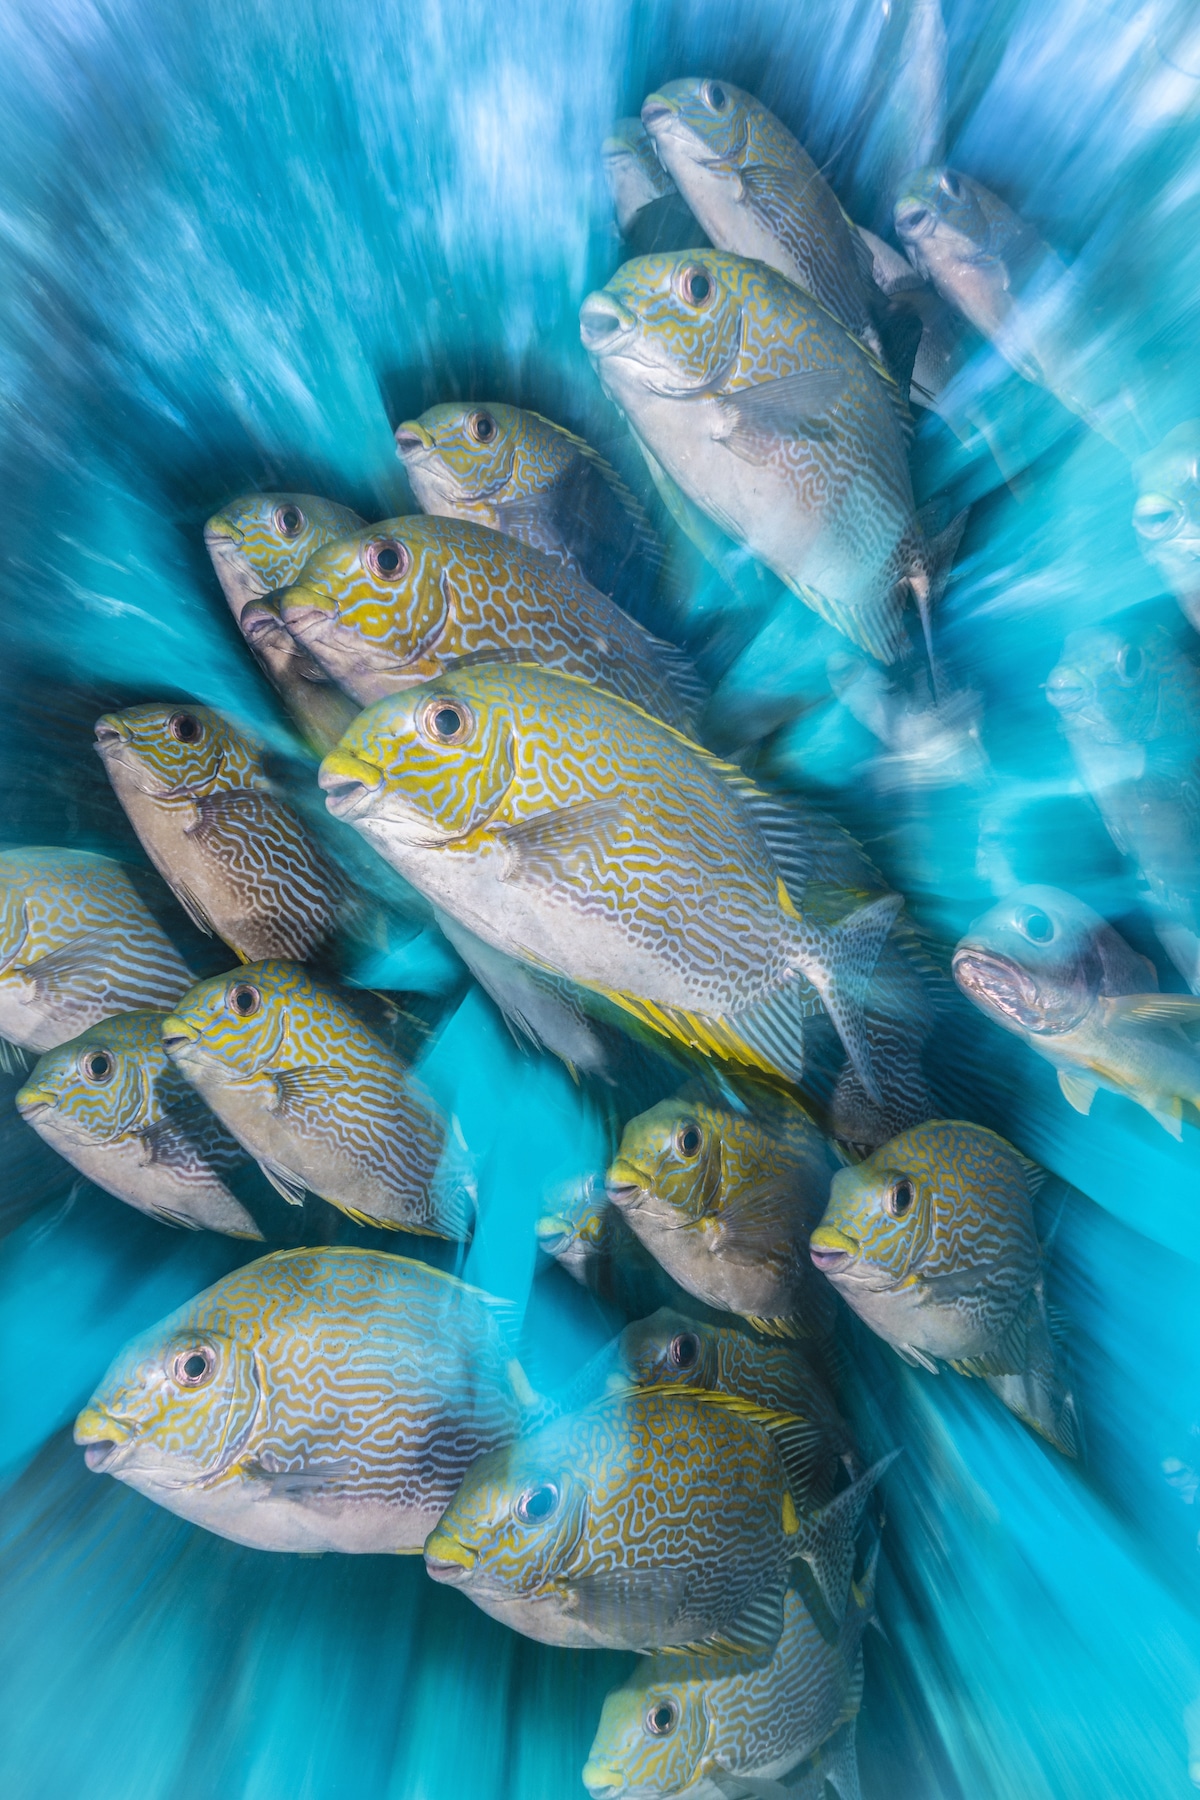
xmin=790 ymin=895 xmax=905 ymax=1106
xmin=830 ymin=1008 xmax=934 ymax=1151
xmin=791 ymin=1451 xmax=900 ymax=1622
xmin=985 ymin=1286 xmax=1081 ymax=1459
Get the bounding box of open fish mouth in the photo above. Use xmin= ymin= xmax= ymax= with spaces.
xmin=605 ymin=1159 xmax=648 ymax=1208
xmin=894 ymin=201 xmax=936 ymax=241
xmin=952 ymin=946 xmax=1050 ymax=1031
xmin=75 ymin=1406 xmax=136 ymax=1473
xmin=579 ymin=297 xmax=636 ymax=354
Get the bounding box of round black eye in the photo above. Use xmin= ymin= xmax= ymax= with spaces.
xmin=363 ymin=538 xmax=410 ymax=581
xmin=80 ymin=1049 xmax=114 ymax=1083
xmin=884 ymin=1177 xmax=915 ymax=1220
xmin=169 ymin=712 xmax=203 ymax=743
xmin=675 ymin=1123 xmax=702 ymax=1158
xmin=421 ymin=698 xmax=472 ymax=744
xmin=704 ymin=80 xmax=727 ymax=110
xmin=679 ymin=266 xmax=712 ymax=307
xmin=1016 ymin=905 xmax=1055 ymax=944
xmin=228 ymin=982 xmax=261 ymax=1018
xmin=645 ymin=1700 xmax=678 ymax=1736
xmin=1117 ymin=643 xmax=1144 ymax=683
xmin=668 ymin=1332 xmax=700 ymax=1369
xmin=940 ymin=170 xmax=962 ymax=199
xmin=469 ymin=411 xmax=497 ymax=443
xmin=172 ymin=1346 xmax=215 ymax=1387
xmin=515 ymin=1482 xmax=559 ymax=1524
xmin=273 ymin=504 xmax=305 ymax=538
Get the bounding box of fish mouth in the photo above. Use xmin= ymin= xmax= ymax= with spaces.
xmin=534 ymin=1213 xmax=571 ymax=1255
xmin=809 ymin=1225 xmax=858 ymax=1275
xmin=318 ymin=751 xmax=383 ymax=820
xmin=579 ymin=295 xmax=635 ymax=355
xmin=278 ymin=583 xmax=336 ymax=637
xmin=93 ymin=714 xmax=130 ymax=750
xmin=582 ymin=1762 xmax=628 ymax=1799
xmin=424 ymin=1531 xmax=477 ymax=1583
xmin=204 ymin=518 xmax=245 ymax=549
xmin=604 ymin=1158 xmax=647 ymax=1207
xmin=894 ymin=201 xmax=935 ymax=241
xmin=394 ymin=421 xmax=433 ymax=459
xmin=75 ymin=1406 xmax=135 ymax=1473
xmin=1044 ymin=667 xmax=1089 ymax=713
xmin=14 ymin=1084 xmax=55 ymax=1120
xmin=952 ymin=945 xmax=1048 ymax=1031
xmin=161 ymin=1015 xmax=200 ymax=1054
xmin=640 ymin=94 xmax=676 ymax=132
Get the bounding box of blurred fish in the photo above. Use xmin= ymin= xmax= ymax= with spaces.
xmin=856 ymin=0 xmax=947 ymax=232
xmin=318 ymin=663 xmax=905 ymax=1103
xmin=535 ymin=1174 xmax=680 ymax=1316
xmin=606 ymin=1091 xmax=840 ymax=1336
xmin=204 ymin=493 xmax=365 ymax=751
xmin=279 ymin=514 xmax=703 ymax=729
xmin=425 ymin=1385 xmax=885 ymax=1654
xmin=952 ymin=884 xmax=1200 ymax=1138
xmin=74 ymin=1247 xmax=531 ymax=1550
xmin=0 ymin=848 xmax=190 ymax=1060
xmin=827 ymin=652 xmax=990 ymax=791
xmin=602 ymin=117 xmax=708 ymax=255
xmin=811 ymin=1120 xmax=1077 ymax=1454
xmin=162 ymin=960 xmax=467 ymax=1235
xmin=1132 ymin=423 xmax=1200 ymax=634
xmin=95 ymin=702 xmax=352 ymax=962
xmin=15 ymin=1010 xmax=261 ymax=1237
xmin=580 ymin=252 xmax=963 ymax=665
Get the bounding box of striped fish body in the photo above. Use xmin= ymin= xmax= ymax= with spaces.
xmin=581 ymin=253 xmax=933 ymax=665
xmin=319 ymin=664 xmax=904 ymax=1101
xmin=73 ymin=1248 xmax=526 ymax=1551
xmin=394 ymin=404 xmax=666 ymax=622
xmin=162 ymin=960 xmax=463 ymax=1236
xmin=204 ymin=493 xmax=366 ymax=752
xmin=0 ymin=848 xmax=190 ymax=1054
xmin=15 ymin=1010 xmax=262 ymax=1237
xmin=95 ymin=703 xmax=351 ymax=962
xmin=280 ymin=513 xmax=701 ymax=731
xmin=424 ymin=1389 xmax=799 ymax=1653
xmin=607 ymin=1093 xmax=840 ymax=1333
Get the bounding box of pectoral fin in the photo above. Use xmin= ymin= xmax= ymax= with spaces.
xmin=16 ymin=931 xmax=123 ymax=995
xmin=257 ymin=1159 xmax=307 ymax=1206
xmin=1104 ymin=993 xmax=1200 ymax=1026
xmin=495 ymin=797 xmax=630 ymax=885
xmin=1057 ymin=1067 xmax=1098 ymax=1115
xmin=715 ymin=370 xmax=850 ymax=463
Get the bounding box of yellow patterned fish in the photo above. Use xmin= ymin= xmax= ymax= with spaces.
xmin=162 ymin=960 xmax=467 ymax=1236
xmin=811 ymin=1120 xmax=1077 ymax=1455
xmin=318 ymin=664 xmax=904 ymax=1102
xmin=278 ymin=514 xmax=702 ymax=729
xmin=95 ymin=702 xmax=352 ymax=961
xmin=15 ymin=1010 xmax=262 ymax=1237
xmin=0 ymin=848 xmax=190 ymax=1059
xmin=73 ymin=1247 xmax=532 ymax=1551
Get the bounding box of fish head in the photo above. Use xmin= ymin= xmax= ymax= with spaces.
xmin=74 ymin=1294 xmax=260 ymax=1489
xmin=1133 ymin=423 xmax=1200 ymax=597
xmin=583 ymin=1665 xmax=709 ymax=1798
xmin=893 ymin=165 xmax=992 ymax=274
xmin=606 ymin=1098 xmax=724 ymax=1228
xmin=162 ymin=961 xmax=301 ymax=1082
xmin=1046 ymin=623 xmax=1177 ymax=751
xmin=204 ymin=493 xmax=365 ymax=617
xmin=952 ymin=884 xmax=1104 ymax=1036
xmin=580 ymin=251 xmax=746 ymax=406
xmin=535 ymin=1173 xmax=611 ymax=1270
xmin=602 ymin=117 xmax=675 ymax=234
xmin=394 ymin=403 xmax=532 ymax=509
xmin=640 ymin=76 xmax=757 ymax=177
xmin=424 ymin=1424 xmax=588 ymax=1598
xmin=94 ymin=702 xmax=260 ymax=801
xmin=318 ymin=668 xmax=517 ymax=846
xmin=613 ymin=1306 xmax=719 ymax=1394
xmin=16 ymin=1011 xmax=161 ymax=1146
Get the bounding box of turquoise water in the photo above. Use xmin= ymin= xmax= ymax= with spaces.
xmin=3 ymin=1 xmax=1200 ymax=1794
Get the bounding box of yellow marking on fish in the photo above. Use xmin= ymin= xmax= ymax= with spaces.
xmin=425 ymin=1532 xmax=476 ymax=1570
xmin=777 ymin=878 xmax=801 ymax=921
xmin=781 ymin=1491 xmax=799 ymax=1535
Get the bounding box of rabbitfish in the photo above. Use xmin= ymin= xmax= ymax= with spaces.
xmin=394 ymin=405 xmax=667 ymax=621
xmin=318 ymin=663 xmax=904 ymax=1101
xmin=536 ymin=1174 xmax=680 ymax=1317
xmin=16 ymin=1011 xmax=261 ymax=1237
xmin=279 ymin=514 xmax=702 ymax=730
xmin=811 ymin=1121 xmax=1077 ymax=1454
xmin=424 ymin=1387 xmax=869 ymax=1655
xmin=0 ymin=848 xmax=190 ymax=1057
xmin=1133 ymin=423 xmax=1200 ymax=634
xmin=953 ymin=884 xmax=1200 ymax=1138
xmin=606 ymin=1092 xmax=840 ymax=1335
xmin=204 ymin=493 xmax=365 ymax=751
xmin=73 ymin=1248 xmax=531 ymax=1551
xmin=162 ymin=961 xmax=465 ymax=1235
xmin=580 ymin=252 xmax=961 ymax=664
xmin=95 ymin=703 xmax=351 ymax=962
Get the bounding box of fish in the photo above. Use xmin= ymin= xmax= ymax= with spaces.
xmin=606 ymin=1091 xmax=840 ymax=1336
xmin=826 ymin=651 xmax=990 ymax=791
xmin=0 ymin=847 xmax=191 ymax=1061
xmin=579 ymin=251 xmax=963 ymax=666
xmin=810 ymin=1120 xmax=1077 ymax=1455
xmin=278 ymin=513 xmax=703 ymax=730
xmin=602 ymin=118 xmax=709 ymax=254
xmin=15 ymin=1010 xmax=263 ymax=1237
xmin=1132 ymin=423 xmax=1200 ymax=634
xmin=95 ymin=702 xmax=353 ymax=962
xmin=535 ymin=1174 xmax=681 ymax=1316
xmin=424 ymin=1383 xmax=889 ymax=1655
xmin=856 ymin=0 xmax=947 ymax=231
xmin=161 ymin=959 xmax=469 ymax=1236
xmin=317 ymin=662 xmax=907 ymax=1104
xmin=952 ymin=883 xmax=1200 ymax=1138
xmin=73 ymin=1246 xmax=532 ymax=1551
xmin=204 ymin=493 xmax=366 ymax=751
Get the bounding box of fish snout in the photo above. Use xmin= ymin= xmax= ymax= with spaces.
xmin=394 ymin=420 xmax=434 ymax=459
xmin=604 ymin=1158 xmax=645 ymax=1207
xmin=318 ymin=751 xmax=384 ymax=820
xmin=424 ymin=1531 xmax=476 ymax=1583
xmin=14 ymin=1084 xmax=55 ymax=1119
xmin=809 ymin=1225 xmax=858 ymax=1275
xmin=161 ymin=1015 xmax=199 ymax=1054
xmin=1044 ymin=666 xmax=1088 ymax=712
xmin=579 ymin=293 xmax=635 ymax=354
xmin=75 ymin=1406 xmax=134 ymax=1472
xmin=203 ymin=516 xmax=245 ymax=548
xmin=582 ymin=1761 xmax=627 ymax=1798
xmin=640 ymin=92 xmax=677 ymax=133
xmin=93 ymin=714 xmax=131 ymax=750
xmin=894 ymin=200 xmax=935 ymax=242
xmin=534 ymin=1213 xmax=571 ymax=1254
xmin=279 ymin=582 xmax=336 ymax=636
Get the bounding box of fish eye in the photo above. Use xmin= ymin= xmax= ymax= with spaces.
xmin=1015 ymin=905 xmax=1055 ymax=944
xmin=668 ymin=1331 xmax=700 ymax=1369
xmin=1116 ymin=643 xmax=1144 ymax=683
xmin=420 ymin=697 xmax=473 ymax=745
xmin=677 ymin=265 xmax=714 ymax=308
xmin=228 ymin=982 xmax=262 ymax=1018
xmin=168 ymin=711 xmax=203 ymax=744
xmin=79 ymin=1048 xmax=115 ymax=1084
xmin=171 ymin=1345 xmax=216 ymax=1387
xmin=883 ymin=1177 xmax=916 ymax=1220
xmin=674 ymin=1122 xmax=703 ymax=1158
xmin=702 ymin=80 xmax=727 ymax=111
xmin=515 ymin=1481 xmax=559 ymax=1524
xmin=273 ymin=504 xmax=306 ymax=538
xmin=940 ymin=170 xmax=963 ymax=200
xmin=468 ymin=410 xmax=497 ymax=443
xmin=1133 ymin=494 xmax=1184 ymax=540
xmin=363 ymin=538 xmax=410 ymax=581
xmin=645 ymin=1699 xmax=679 ymax=1737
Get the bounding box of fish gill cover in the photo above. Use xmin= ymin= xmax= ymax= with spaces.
xmin=2 ymin=0 xmax=1200 ymax=1797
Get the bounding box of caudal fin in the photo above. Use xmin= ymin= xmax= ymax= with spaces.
xmin=792 ymin=1450 xmax=901 ymax=1621
xmin=794 ymin=895 xmax=905 ymax=1106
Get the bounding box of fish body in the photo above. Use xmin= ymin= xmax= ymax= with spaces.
xmin=161 ymin=960 xmax=465 ymax=1235
xmin=73 ymin=1248 xmax=527 ymax=1551
xmin=15 ymin=1010 xmax=261 ymax=1237
xmin=318 ymin=663 xmax=904 ymax=1101
xmin=827 ymin=653 xmax=989 ymax=791
xmin=580 ymin=251 xmax=960 ymax=664
xmin=279 ymin=513 xmax=702 ymax=730
xmin=204 ymin=493 xmax=365 ymax=750
xmin=0 ymin=848 xmax=190 ymax=1055
xmin=952 ymin=884 xmax=1200 ymax=1138
xmin=1133 ymin=423 xmax=1200 ymax=633
xmin=95 ymin=703 xmax=351 ymax=961
xmin=536 ymin=1174 xmax=679 ymax=1316
xmin=606 ymin=1093 xmax=840 ymax=1333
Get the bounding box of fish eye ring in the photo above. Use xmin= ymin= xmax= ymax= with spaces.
xmin=940 ymin=169 xmax=963 ymax=200
xmin=1015 ymin=905 xmax=1055 ymax=944
xmin=702 ymin=80 xmax=727 ymax=111
xmin=171 ymin=1345 xmax=217 ymax=1387
xmin=675 ymin=1122 xmax=703 ymax=1158
xmin=515 ymin=1481 xmax=559 ymax=1524
xmin=668 ymin=1331 xmax=700 ymax=1370
xmin=227 ymin=981 xmax=262 ymax=1019
xmin=79 ymin=1048 xmax=115 ymax=1084
xmin=168 ymin=711 xmax=204 ymax=744
xmin=1116 ymin=643 xmax=1144 ymax=683
xmin=363 ymin=538 xmax=410 ymax=581
xmin=273 ymin=503 xmax=306 ymax=538
xmin=420 ymin=698 xmax=473 ymax=745
xmin=676 ymin=265 xmax=714 ymax=309
xmin=883 ymin=1176 xmax=916 ymax=1220
xmin=645 ymin=1699 xmax=679 ymax=1737
xmin=468 ymin=410 xmax=497 ymax=443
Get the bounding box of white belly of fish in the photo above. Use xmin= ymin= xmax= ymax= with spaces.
xmin=119 ymin=1468 xmax=439 ymax=1553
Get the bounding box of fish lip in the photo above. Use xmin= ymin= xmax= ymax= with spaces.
xmin=951 ymin=945 xmax=1046 ymax=1029
xmin=93 ymin=714 xmax=129 ymax=748
xmin=75 ymin=1407 xmax=135 ymax=1472
xmin=204 ymin=520 xmax=245 ymax=549
xmin=581 ymin=1765 xmax=626 ymax=1799
xmin=423 ymin=1555 xmax=471 ymax=1585
xmin=394 ymin=422 xmax=433 ymax=458
xmin=894 ymin=202 xmax=935 ymax=241
xmin=579 ymin=297 xmax=634 ymax=355
xmin=161 ymin=1014 xmax=199 ymax=1055
xmin=1044 ymin=670 xmax=1087 ymax=713
xmin=810 ymin=1246 xmax=852 ymax=1274
xmin=640 ymin=94 xmax=676 ymax=132
xmin=319 ymin=777 xmax=375 ymax=821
